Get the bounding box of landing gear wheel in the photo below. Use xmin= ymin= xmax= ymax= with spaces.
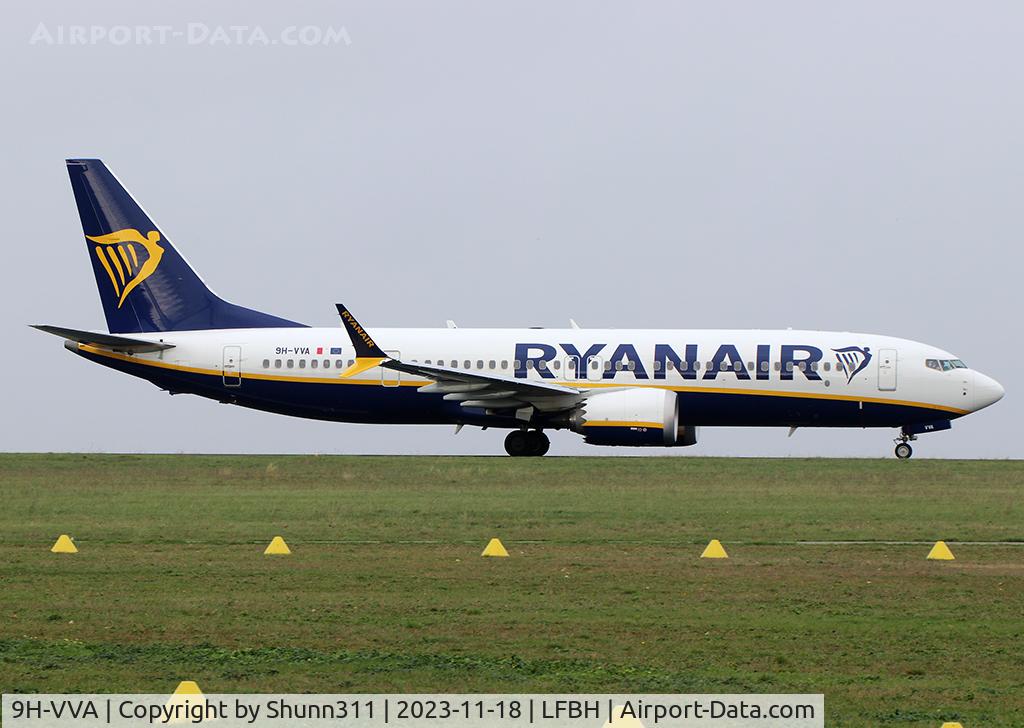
xmin=527 ymin=431 xmax=550 ymax=456
xmin=504 ymin=430 xmax=530 ymax=457
xmin=504 ymin=430 xmax=550 ymax=457
xmin=895 ymin=443 xmax=913 ymax=460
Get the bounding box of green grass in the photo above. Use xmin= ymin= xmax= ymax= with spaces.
xmin=1 ymin=454 xmax=1023 ymax=727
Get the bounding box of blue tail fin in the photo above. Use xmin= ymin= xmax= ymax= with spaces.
xmin=66 ymin=159 xmax=305 ymax=333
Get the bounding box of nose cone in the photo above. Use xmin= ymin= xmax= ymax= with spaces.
xmin=972 ymin=371 xmax=1005 ymax=411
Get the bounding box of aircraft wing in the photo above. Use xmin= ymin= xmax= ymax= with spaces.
xmin=335 ymin=304 xmax=581 ymax=417
xmin=31 ymin=325 xmax=175 ymax=353
xmin=384 ymin=358 xmax=582 ymax=412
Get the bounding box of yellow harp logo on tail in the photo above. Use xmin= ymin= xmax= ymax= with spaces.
xmin=86 ymin=229 xmax=165 ymax=308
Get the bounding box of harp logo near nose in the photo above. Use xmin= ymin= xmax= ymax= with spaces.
xmin=832 ymin=346 xmax=872 ymax=384
xmin=86 ymin=228 xmax=165 ymax=308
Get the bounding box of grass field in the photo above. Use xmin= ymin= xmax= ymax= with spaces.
xmin=1 ymin=454 xmax=1022 ymax=727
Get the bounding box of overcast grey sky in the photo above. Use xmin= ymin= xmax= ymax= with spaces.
xmin=1 ymin=1 xmax=1019 ymax=457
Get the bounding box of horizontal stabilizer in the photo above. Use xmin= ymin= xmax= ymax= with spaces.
xmin=31 ymin=325 xmax=175 ymax=353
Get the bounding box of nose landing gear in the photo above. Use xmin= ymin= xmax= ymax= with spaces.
xmin=894 ymin=430 xmax=917 ymax=460
xmin=504 ymin=429 xmax=550 ymax=457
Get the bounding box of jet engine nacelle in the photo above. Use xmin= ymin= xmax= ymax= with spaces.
xmin=570 ymin=388 xmax=699 ymax=447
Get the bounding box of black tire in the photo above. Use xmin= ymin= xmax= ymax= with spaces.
xmin=504 ymin=430 xmax=530 ymax=457
xmin=528 ymin=431 xmax=550 ymax=457
xmin=895 ymin=443 xmax=913 ymax=460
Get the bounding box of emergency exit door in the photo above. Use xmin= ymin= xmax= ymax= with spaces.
xmin=877 ymin=348 xmax=897 ymax=391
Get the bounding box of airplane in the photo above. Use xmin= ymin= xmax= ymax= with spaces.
xmin=34 ymin=159 xmax=1004 ymax=458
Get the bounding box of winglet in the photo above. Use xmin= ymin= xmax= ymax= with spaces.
xmin=336 ymin=304 xmax=388 ymax=378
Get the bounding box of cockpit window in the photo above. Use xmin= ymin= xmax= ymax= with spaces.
xmin=927 ymin=358 xmax=967 ymax=372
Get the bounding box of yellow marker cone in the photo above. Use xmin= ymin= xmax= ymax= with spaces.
xmin=264 ymin=536 xmax=291 ymax=555
xmin=166 ymin=681 xmax=205 ymax=723
xmin=927 ymin=541 xmax=955 ymax=561
xmin=700 ymin=539 xmax=728 ymax=559
xmin=481 ymin=538 xmax=509 ymax=557
xmin=50 ymin=535 xmax=77 ymax=554
xmin=172 ymin=681 xmax=203 ymax=695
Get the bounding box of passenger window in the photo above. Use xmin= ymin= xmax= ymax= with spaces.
xmin=476 ymin=359 xmax=484 ymax=369
xmin=810 ymin=362 xmax=818 ymax=372
xmin=538 ymin=360 xmax=547 ymax=370
xmin=734 ymin=362 xmax=743 ymax=372
xmin=323 ymin=360 xmax=330 ymax=368
xmin=823 ymin=362 xmax=831 ymax=372
xmin=653 ymin=361 xmax=662 ymax=371
xmin=274 ymin=359 xmax=282 ymax=369
xmin=760 ymin=361 xmax=769 ymax=372
xmin=746 ymin=361 xmax=754 ymax=371
xmin=451 ymin=360 xmax=458 ymax=368
xmin=347 ymin=359 xmax=354 ymax=368
xmin=774 ymin=361 xmax=781 ymax=371
xmin=679 ymin=361 xmax=687 ymax=371
xmin=615 ymin=361 xmax=624 ymax=370
xmin=262 ymin=359 xmax=270 ymax=369
xmin=299 ymin=360 xmax=306 ymax=369
xmin=310 ymin=360 xmax=318 ymax=369
xmin=627 ymin=361 xmax=635 ymax=371
xmin=424 ymin=359 xmax=431 ymax=365
xmin=604 ymin=361 xmax=612 ymax=371
xmin=335 ymin=360 xmax=344 ymax=368
xmin=786 ymin=362 xmax=795 ymax=372
xmin=553 ymin=360 xmax=560 ymax=370
xmin=489 ymin=360 xmax=496 ymax=369
xmin=464 ymin=360 xmax=471 ymax=369
xmin=527 ymin=360 xmax=535 ymax=369
xmin=514 ymin=360 xmax=521 ymax=369
xmin=693 ymin=361 xmax=701 ymax=370
xmin=501 ymin=360 xmax=509 ymax=369
xmin=287 ymin=359 xmax=295 ymax=368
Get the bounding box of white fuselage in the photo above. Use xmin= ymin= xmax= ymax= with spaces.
xmin=74 ymin=327 xmax=1003 ymax=429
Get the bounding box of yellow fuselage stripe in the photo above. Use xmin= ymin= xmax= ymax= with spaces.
xmin=583 ymin=421 xmax=664 ymax=429
xmin=76 ymin=345 xmax=969 ymax=415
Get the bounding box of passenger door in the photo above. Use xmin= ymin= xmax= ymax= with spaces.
xmin=877 ymin=348 xmax=897 ymax=391
xmin=222 ymin=345 xmax=241 ymax=388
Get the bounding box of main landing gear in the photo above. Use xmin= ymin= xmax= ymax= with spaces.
xmin=894 ymin=431 xmax=917 ymax=460
xmin=504 ymin=429 xmax=550 ymax=457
